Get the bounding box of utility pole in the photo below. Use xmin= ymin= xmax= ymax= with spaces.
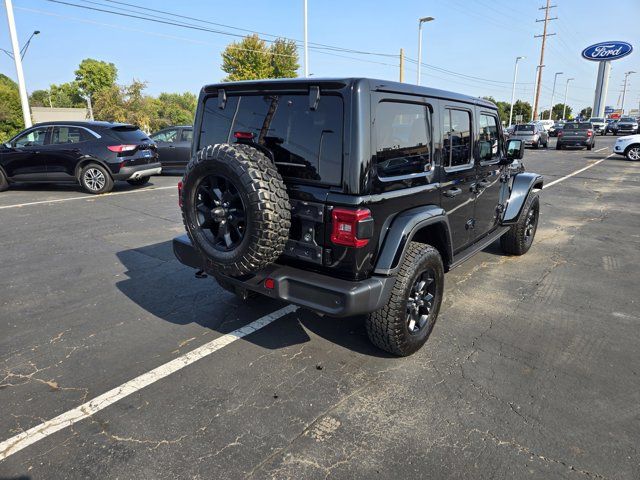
xmin=532 ymin=0 xmax=556 ymax=121
xmin=399 ymin=48 xmax=404 ymax=83
xmin=621 ymin=71 xmax=636 ymax=114
xmin=303 ymin=0 xmax=309 ymax=77
xmin=531 ymin=65 xmax=544 ymax=121
xmin=4 ymin=0 xmax=32 ymax=128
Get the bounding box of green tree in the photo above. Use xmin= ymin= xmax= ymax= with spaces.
xmin=93 ymin=79 xmax=156 ymax=131
xmin=551 ymin=103 xmax=571 ymax=120
xmin=29 ymin=89 xmax=51 ymax=107
xmin=75 ymin=58 xmax=118 ymax=102
xmin=0 ymin=74 xmax=23 ymax=141
xmin=580 ymin=106 xmax=592 ymax=119
xmin=511 ymin=100 xmax=531 ymax=124
xmin=150 ymin=92 xmax=197 ymax=130
xmin=49 ymin=82 xmax=85 ymax=108
xmin=221 ymin=34 xmax=300 ymax=81
xmin=270 ymin=38 xmax=299 ymax=78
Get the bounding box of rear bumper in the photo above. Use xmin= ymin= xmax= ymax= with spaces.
xmin=173 ymin=235 xmax=396 ymax=317
xmin=557 ymin=139 xmax=592 ymax=147
xmin=113 ymin=162 xmax=162 ymax=180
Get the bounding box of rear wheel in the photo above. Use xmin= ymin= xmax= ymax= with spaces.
xmin=80 ymin=163 xmax=114 ymax=194
xmin=501 ymin=193 xmax=539 ymax=255
xmin=556 ymin=143 xmax=562 ymax=150
xmin=625 ymin=145 xmax=640 ymax=161
xmin=586 ymin=144 xmax=592 ymax=151
xmin=0 ymin=169 xmax=8 ymax=192
xmin=127 ymin=176 xmax=150 ymax=186
xmin=366 ymin=243 xmax=444 ymax=357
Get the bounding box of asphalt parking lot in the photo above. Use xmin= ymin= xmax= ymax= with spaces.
xmin=0 ymin=135 xmax=638 ymax=479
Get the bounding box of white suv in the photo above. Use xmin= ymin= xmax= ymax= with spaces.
xmin=613 ymin=134 xmax=640 ymax=161
xmin=588 ymin=117 xmax=607 ymax=135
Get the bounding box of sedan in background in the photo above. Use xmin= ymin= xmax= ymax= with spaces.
xmin=511 ymin=123 xmax=549 ymax=148
xmin=150 ymin=125 xmax=193 ymax=173
xmin=0 ymin=121 xmax=160 ymax=194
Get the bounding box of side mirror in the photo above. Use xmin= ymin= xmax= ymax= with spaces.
xmin=504 ymin=138 xmax=524 ymax=163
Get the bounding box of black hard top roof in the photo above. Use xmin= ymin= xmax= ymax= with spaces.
xmin=32 ymin=121 xmax=136 ymax=129
xmin=202 ymin=77 xmax=496 ymax=109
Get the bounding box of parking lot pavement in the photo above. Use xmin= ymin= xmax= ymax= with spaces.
xmin=1 ymin=136 xmax=639 ymax=479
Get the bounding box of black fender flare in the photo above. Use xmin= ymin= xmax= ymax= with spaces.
xmin=501 ymin=172 xmax=543 ymax=225
xmin=374 ymin=205 xmax=453 ymax=275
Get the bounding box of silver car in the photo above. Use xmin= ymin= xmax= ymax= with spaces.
xmin=511 ymin=123 xmax=549 ymax=149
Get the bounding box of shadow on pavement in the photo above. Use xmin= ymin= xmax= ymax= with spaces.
xmin=115 ymin=240 xmax=391 ymax=358
xmin=7 ymin=179 xmax=164 ymax=194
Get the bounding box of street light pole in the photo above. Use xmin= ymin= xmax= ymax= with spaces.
xmin=19 ymin=30 xmax=39 ymax=59
xmin=416 ymin=16 xmax=434 ymax=86
xmin=562 ymin=77 xmax=574 ymax=120
xmin=303 ymin=0 xmax=309 ymax=77
xmin=4 ymin=0 xmax=31 ymax=128
xmin=621 ymin=71 xmax=636 ymax=115
xmin=509 ymin=56 xmax=525 ymax=126
xmin=548 ymin=71 xmax=563 ymax=120
xmin=531 ymin=65 xmax=544 ymax=121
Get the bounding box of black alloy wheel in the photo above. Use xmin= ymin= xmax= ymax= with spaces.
xmin=195 ymin=174 xmax=246 ymax=252
xmin=406 ymin=270 xmax=437 ymax=334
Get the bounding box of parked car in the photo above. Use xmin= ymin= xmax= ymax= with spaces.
xmin=556 ymin=122 xmax=595 ymax=150
xmin=0 ymin=121 xmax=161 ymax=194
xmin=536 ymin=119 xmax=555 ymax=132
xmin=549 ymin=122 xmax=564 ymax=137
xmin=610 ymin=117 xmax=639 ymax=136
xmin=587 ymin=117 xmax=607 ymax=135
xmin=605 ymin=119 xmax=618 ymax=135
xmin=150 ymin=125 xmax=193 ymax=172
xmin=511 ymin=123 xmax=549 ymax=148
xmin=173 ymin=77 xmax=542 ymax=356
xmin=613 ymin=134 xmax=640 ymax=160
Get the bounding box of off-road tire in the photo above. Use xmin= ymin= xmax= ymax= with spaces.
xmin=366 ymin=242 xmax=444 ymax=357
xmin=501 ymin=193 xmax=539 ymax=255
xmin=0 ymin=169 xmax=8 ymax=192
xmin=127 ymin=176 xmax=150 ymax=186
xmin=586 ymin=144 xmax=592 ymax=151
xmin=556 ymin=143 xmax=562 ymax=150
xmin=79 ymin=163 xmax=114 ymax=194
xmin=181 ymin=143 xmax=291 ymax=277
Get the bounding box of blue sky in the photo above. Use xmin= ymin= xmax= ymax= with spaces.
xmin=1 ymin=0 xmax=639 ymax=113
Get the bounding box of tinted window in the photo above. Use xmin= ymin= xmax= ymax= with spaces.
xmin=110 ymin=126 xmax=149 ymax=143
xmin=514 ymin=124 xmax=534 ymax=132
xmin=563 ymin=123 xmax=591 ymax=130
xmin=151 ymin=129 xmax=179 ymax=143
xmin=478 ymin=114 xmax=501 ymax=162
xmin=590 ymin=118 xmax=604 ymax=122
xmin=443 ymin=109 xmax=472 ymax=167
xmin=619 ymin=117 xmax=634 ymax=122
xmin=200 ymin=94 xmax=343 ymax=186
xmin=14 ymin=127 xmax=48 ymax=147
xmin=375 ymin=101 xmax=431 ymax=177
xmin=180 ymin=129 xmax=193 ymax=142
xmin=51 ymin=126 xmax=92 ymax=145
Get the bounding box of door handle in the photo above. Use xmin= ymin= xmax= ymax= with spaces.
xmin=443 ymin=187 xmax=462 ymax=198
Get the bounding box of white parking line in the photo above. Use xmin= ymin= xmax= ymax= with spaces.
xmin=543 ymin=154 xmax=613 ymax=189
xmin=594 ymin=147 xmax=608 ymax=152
xmin=0 ymin=185 xmax=177 ymax=211
xmin=0 ymin=305 xmax=298 ymax=461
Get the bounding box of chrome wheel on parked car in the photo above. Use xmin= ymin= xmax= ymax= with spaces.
xmin=627 ymin=146 xmax=640 ymax=161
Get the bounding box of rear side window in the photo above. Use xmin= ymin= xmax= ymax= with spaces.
xmin=110 ymin=126 xmax=150 ymax=143
xmin=515 ymin=124 xmax=534 ymax=132
xmin=51 ymin=126 xmax=93 ymax=144
xmin=443 ymin=109 xmax=472 ymax=168
xmin=199 ymin=94 xmax=343 ymax=186
xmin=374 ymin=101 xmax=431 ymax=178
xmin=478 ymin=114 xmax=501 ymax=162
xmin=151 ymin=129 xmax=179 ymax=143
xmin=180 ymin=129 xmax=193 ymax=142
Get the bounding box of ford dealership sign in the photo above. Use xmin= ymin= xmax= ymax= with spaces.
xmin=582 ymin=41 xmax=633 ymax=61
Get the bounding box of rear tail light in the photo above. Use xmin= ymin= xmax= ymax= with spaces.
xmin=234 ymin=131 xmax=254 ymax=140
xmin=558 ymin=130 xmax=563 ymax=137
xmin=178 ymin=181 xmax=183 ymax=208
xmin=586 ymin=130 xmax=593 ymax=137
xmin=264 ymin=278 xmax=275 ymax=290
xmin=107 ymin=144 xmax=137 ymax=153
xmin=330 ymin=208 xmax=373 ymax=248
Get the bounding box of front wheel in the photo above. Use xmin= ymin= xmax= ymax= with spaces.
xmin=501 ymin=193 xmax=539 ymax=255
xmin=626 ymin=145 xmax=640 ymax=161
xmin=127 ymin=176 xmax=150 ymax=186
xmin=80 ymin=163 xmax=114 ymax=194
xmin=366 ymin=242 xmax=444 ymax=356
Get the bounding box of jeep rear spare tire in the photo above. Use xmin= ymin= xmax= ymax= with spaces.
xmin=181 ymin=143 xmax=291 ymax=277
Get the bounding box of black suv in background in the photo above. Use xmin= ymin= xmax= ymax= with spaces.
xmin=0 ymin=121 xmax=161 ymax=194
xmin=173 ymin=78 xmax=542 ymax=356
xmin=150 ymin=125 xmax=193 ymax=173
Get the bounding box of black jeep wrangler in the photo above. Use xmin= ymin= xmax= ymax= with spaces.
xmin=173 ymin=78 xmax=542 ymax=356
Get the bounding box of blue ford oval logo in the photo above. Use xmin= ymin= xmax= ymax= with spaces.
xmin=582 ymin=41 xmax=633 ymax=61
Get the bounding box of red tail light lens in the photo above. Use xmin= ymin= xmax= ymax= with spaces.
xmin=107 ymin=144 xmax=137 ymax=153
xmin=177 ymin=181 xmax=183 ymax=208
xmin=264 ymin=278 xmax=275 ymax=290
xmin=330 ymin=208 xmax=372 ymax=248
xmin=234 ymin=131 xmax=254 ymax=140
xmin=558 ymin=130 xmax=563 ymax=137
xmin=586 ymin=130 xmax=593 ymax=137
